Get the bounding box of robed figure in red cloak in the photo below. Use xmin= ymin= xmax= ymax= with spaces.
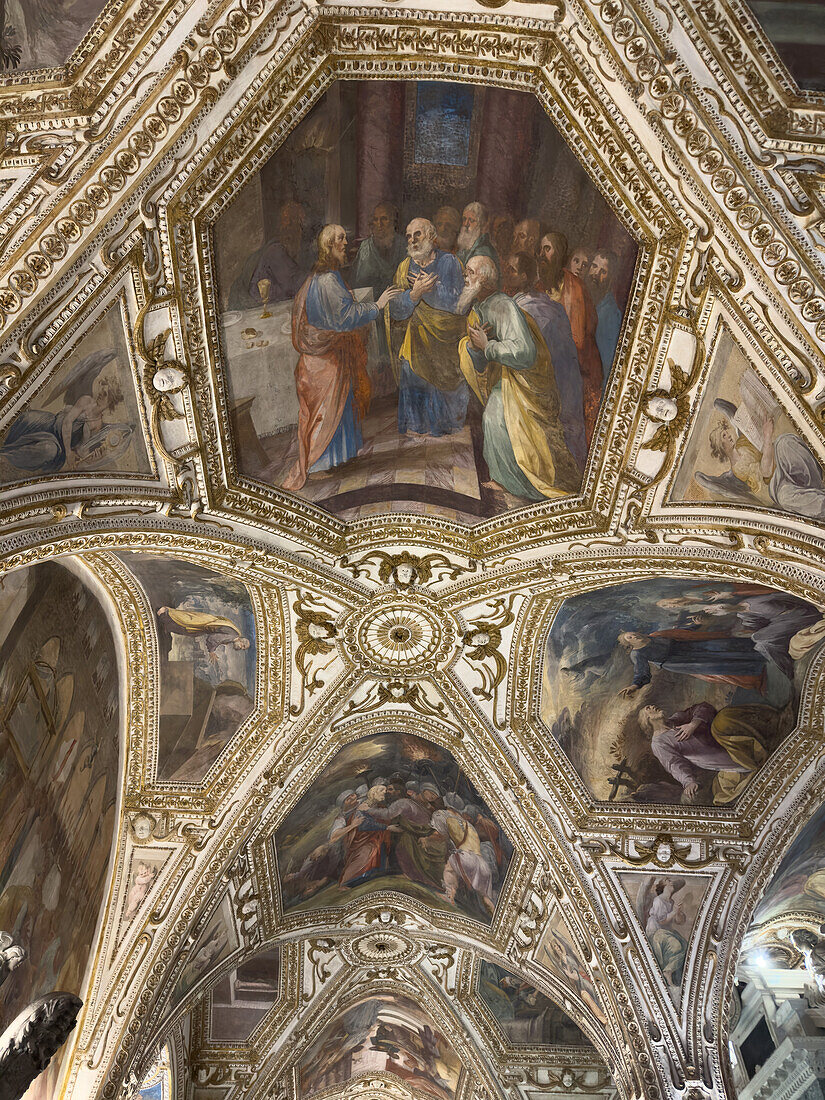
xmin=283 ymin=224 xmax=401 ymax=491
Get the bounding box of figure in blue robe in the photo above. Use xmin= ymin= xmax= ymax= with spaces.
xmin=387 ymin=247 xmax=469 ymax=437
xmin=513 ymin=290 xmax=587 ymax=470
xmin=595 ymin=290 xmax=622 ymax=372
xmin=619 ymin=630 xmax=767 ymax=695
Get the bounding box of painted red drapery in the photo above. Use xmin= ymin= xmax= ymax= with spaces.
xmin=282 ymin=274 xmax=371 ymax=491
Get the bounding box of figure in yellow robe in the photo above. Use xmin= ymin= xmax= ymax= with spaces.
xmin=156 ymin=605 xmax=251 ymax=661
xmin=458 ymin=290 xmax=580 ymax=500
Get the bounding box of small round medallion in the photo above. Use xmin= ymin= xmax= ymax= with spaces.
xmin=344 ymin=930 xmax=419 ymax=967
xmin=341 ymin=591 xmax=458 ymax=677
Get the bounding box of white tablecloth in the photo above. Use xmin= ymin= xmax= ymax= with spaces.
xmin=221 ymin=301 xmax=300 ymax=436
xmin=220 ymin=290 xmax=381 ymax=439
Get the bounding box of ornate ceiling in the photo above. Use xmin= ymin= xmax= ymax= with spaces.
xmin=1 ymin=1 xmax=825 ymax=1099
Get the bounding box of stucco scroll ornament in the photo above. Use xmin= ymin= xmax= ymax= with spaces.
xmin=777 ymin=159 xmax=825 ymax=236
xmin=304 ymin=938 xmax=337 ymax=1002
xmin=422 ymin=943 xmax=457 ymax=996
xmin=461 ymin=594 xmax=517 ymax=728
xmin=231 ymin=855 xmax=262 ymax=948
xmin=340 ymin=550 xmax=475 ymax=588
xmin=0 ymin=992 xmax=82 ymax=1100
xmin=587 ymin=833 xmax=747 ymax=874
xmin=292 ymin=592 xmax=339 ymax=716
xmin=511 ymin=866 xmax=553 ymax=957
xmin=791 ymin=926 xmax=825 ymax=996
xmin=335 ymin=679 xmax=448 ymax=726
xmin=0 ymin=933 xmax=25 ymax=990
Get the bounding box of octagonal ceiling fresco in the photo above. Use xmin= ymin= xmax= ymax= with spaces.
xmin=0 ymin=0 xmax=110 ymax=72
xmin=272 ymin=733 xmax=513 ymax=923
xmin=215 ymin=79 xmax=638 ymax=524
xmin=542 ymin=577 xmax=825 ymax=806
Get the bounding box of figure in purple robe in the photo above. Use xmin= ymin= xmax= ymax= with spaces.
xmin=638 ymin=701 xmax=768 ymax=804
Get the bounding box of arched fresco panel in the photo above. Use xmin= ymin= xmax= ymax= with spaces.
xmin=215 ymin=78 xmax=638 ymax=525
xmin=299 ymin=994 xmax=462 ymax=1098
xmin=477 ymin=960 xmax=596 ymax=1047
xmin=116 ymin=554 xmax=257 ymax=782
xmin=0 ymin=561 xmax=120 ymax=1100
xmin=536 ymin=911 xmax=607 ymax=1026
xmin=750 ymin=801 xmax=825 ymax=927
xmin=542 ymin=577 xmax=825 ymax=806
xmin=272 ymin=733 xmax=513 ymax=924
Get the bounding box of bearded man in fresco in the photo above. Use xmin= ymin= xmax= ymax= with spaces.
xmin=228 ymin=200 xmax=307 ymax=309
xmin=511 ymin=218 xmax=543 ymax=258
xmin=362 ymin=774 xmax=445 ymax=887
xmin=283 ymin=224 xmax=402 ymax=490
xmin=637 ymin=702 xmax=768 ymax=804
xmin=336 ymin=784 xmax=392 ymax=888
xmin=352 ymin=202 xmax=407 ymax=299
xmin=457 ymin=255 xmax=579 ymax=502
xmin=156 ymin=605 xmax=250 ymax=664
xmin=456 ymin=201 xmax=500 ymax=273
xmin=386 ymin=218 xmax=469 ymax=437
xmin=432 ymin=205 xmax=461 ymax=253
xmin=538 ymin=230 xmax=603 ymax=444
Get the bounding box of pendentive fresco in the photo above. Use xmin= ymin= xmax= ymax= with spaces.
xmin=2 ymin=0 xmax=825 ymax=1096
xmin=116 ymin=554 xmax=257 ymax=783
xmin=0 ymin=304 xmax=151 ymax=486
xmin=671 ymin=329 xmax=825 ymax=521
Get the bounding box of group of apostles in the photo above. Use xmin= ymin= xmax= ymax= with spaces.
xmin=281 ymin=772 xmax=507 ymax=916
xmin=233 ymin=198 xmax=624 ymax=500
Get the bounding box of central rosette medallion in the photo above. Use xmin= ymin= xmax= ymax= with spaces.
xmin=341 ymin=591 xmax=459 ymax=677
